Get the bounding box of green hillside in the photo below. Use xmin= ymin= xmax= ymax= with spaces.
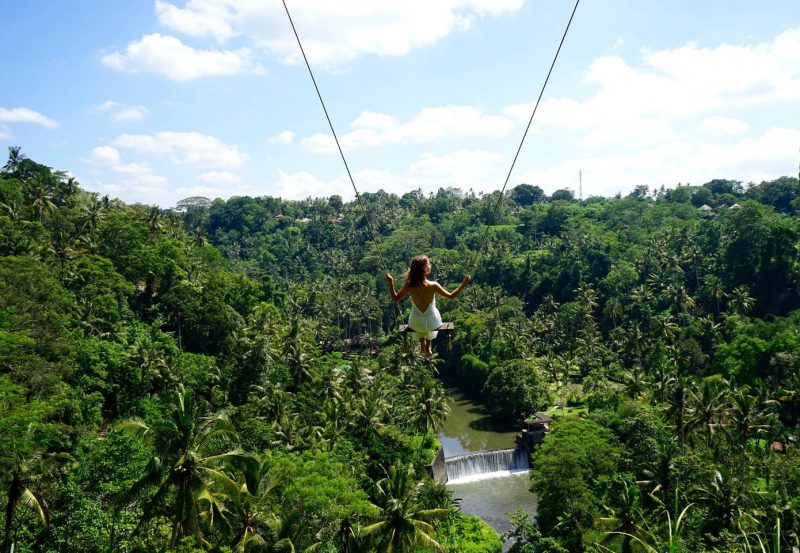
xmin=2 ymin=148 xmax=800 ymax=552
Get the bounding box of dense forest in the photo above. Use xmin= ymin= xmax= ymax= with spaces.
xmin=2 ymin=145 xmax=800 ymax=552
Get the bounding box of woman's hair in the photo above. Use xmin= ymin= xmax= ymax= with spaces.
xmin=403 ymin=255 xmax=429 ymax=287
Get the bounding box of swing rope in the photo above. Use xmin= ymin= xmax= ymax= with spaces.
xmin=468 ymin=0 xmax=581 ymax=278
xmin=283 ymin=0 xmax=581 ymax=331
xmin=282 ymin=0 xmax=401 ymax=330
xmin=282 ymin=0 xmax=389 ymax=273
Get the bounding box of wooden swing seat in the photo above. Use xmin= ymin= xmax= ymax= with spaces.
xmin=398 ymin=322 xmax=455 ymax=333
xmin=399 ymin=322 xmax=455 ymax=351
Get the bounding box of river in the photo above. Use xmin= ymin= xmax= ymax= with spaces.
xmin=437 ymin=387 xmax=538 ymax=539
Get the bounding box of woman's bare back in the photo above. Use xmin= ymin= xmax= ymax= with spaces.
xmin=408 ymin=281 xmax=438 ymax=312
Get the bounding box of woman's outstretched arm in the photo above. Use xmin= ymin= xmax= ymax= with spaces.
xmin=433 ymin=275 xmax=471 ymax=299
xmin=385 ymin=273 xmax=409 ymax=303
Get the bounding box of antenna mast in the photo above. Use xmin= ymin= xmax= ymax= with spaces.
xmin=579 ymin=169 xmax=583 ymax=201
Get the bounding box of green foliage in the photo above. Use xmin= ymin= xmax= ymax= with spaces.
xmin=482 ymin=359 xmax=550 ymax=423
xmin=3 ymin=152 xmax=800 ymax=552
xmin=268 ymin=450 xmax=376 ymax=547
xmin=503 ymin=508 xmax=568 ymax=553
xmin=435 ymin=513 xmax=503 ymax=553
xmin=606 ymin=402 xmax=671 ymax=478
xmin=532 ymin=419 xmax=621 ymax=551
xmin=0 ymin=255 xmax=74 ymax=348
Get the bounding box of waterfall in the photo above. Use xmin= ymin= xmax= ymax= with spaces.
xmin=445 ymin=448 xmax=530 ymax=484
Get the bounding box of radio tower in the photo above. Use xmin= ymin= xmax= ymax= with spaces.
xmin=579 ymin=169 xmax=583 ymax=201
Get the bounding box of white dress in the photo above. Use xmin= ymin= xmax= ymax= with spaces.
xmin=408 ymin=296 xmax=442 ymax=340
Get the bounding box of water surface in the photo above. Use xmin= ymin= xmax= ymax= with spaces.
xmin=438 ymin=387 xmax=521 ymax=456
xmin=448 ymin=472 xmax=537 ymax=536
xmin=437 ymin=387 xmax=538 ymax=541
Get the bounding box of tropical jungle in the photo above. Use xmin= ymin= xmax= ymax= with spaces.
xmin=2 ymin=146 xmax=800 ymax=552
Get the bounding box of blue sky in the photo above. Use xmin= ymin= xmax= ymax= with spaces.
xmin=1 ymin=0 xmax=799 ymax=207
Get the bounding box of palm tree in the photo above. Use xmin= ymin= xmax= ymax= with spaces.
xmin=638 ymin=438 xmax=681 ymax=499
xmin=725 ymin=386 xmax=778 ymax=476
xmin=146 ymin=205 xmax=165 ymax=235
xmin=272 ymin=412 xmax=308 ymax=453
xmin=412 ymin=380 xmax=450 ymax=457
xmin=704 ymin=275 xmax=727 ymax=314
xmin=355 ymin=387 xmax=390 ymax=431
xmin=623 ymin=322 xmax=647 ymax=365
xmin=283 ymin=320 xmax=313 ymax=392
xmin=47 ymin=230 xmax=79 ymax=267
xmin=604 ymin=297 xmax=624 ymax=328
xmin=728 ymin=286 xmax=756 ymax=315
xmin=621 ymin=366 xmax=650 ymax=400
xmin=360 ymin=462 xmax=448 ymax=553
xmin=78 ymin=234 xmax=102 ymax=255
xmin=665 ymin=375 xmax=691 ymax=453
xmin=267 ymin=510 xmax=322 ymax=552
xmin=2 ymin=146 xmax=26 ymax=174
xmin=81 ymin=196 xmax=106 ymax=234
xmin=574 ymin=282 xmax=598 ymax=324
xmin=230 ymin=459 xmax=281 ymax=553
xmin=650 ymin=366 xmax=676 ymax=406
xmin=192 ymin=228 xmax=211 ymax=248
xmin=1 ymin=448 xmax=51 ymax=553
xmin=52 ymin=174 xmax=78 ymax=207
xmin=603 ymin=494 xmax=692 ymax=553
xmin=0 ymin=200 xmax=24 ymax=223
xmin=686 ymin=378 xmax=728 ymax=449
xmin=319 ymin=397 xmax=349 ymax=448
xmin=597 ymin=480 xmax=641 ymax=553
xmin=29 ymin=177 xmax=56 ymax=222
xmin=124 ymin=333 xmax=171 ymax=394
xmin=120 ymin=386 xmax=256 ymax=548
xmin=694 ymin=468 xmax=756 ymax=534
xmin=652 ymin=313 xmax=680 ymax=343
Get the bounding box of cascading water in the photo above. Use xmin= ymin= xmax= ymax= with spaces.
xmin=445 ymin=448 xmax=530 ymax=484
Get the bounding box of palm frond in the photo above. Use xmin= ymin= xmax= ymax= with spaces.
xmin=21 ymin=487 xmax=50 ymax=528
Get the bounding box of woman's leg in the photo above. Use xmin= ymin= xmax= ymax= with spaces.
xmin=419 ymin=338 xmax=426 ymax=354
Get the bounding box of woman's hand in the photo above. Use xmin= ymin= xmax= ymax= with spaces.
xmin=385 ymin=272 xmax=394 ymax=285
xmin=462 ymin=274 xmax=472 ymax=286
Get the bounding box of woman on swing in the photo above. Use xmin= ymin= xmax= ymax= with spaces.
xmin=386 ymin=255 xmax=471 ymax=355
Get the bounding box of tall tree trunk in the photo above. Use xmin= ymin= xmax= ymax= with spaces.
xmin=3 ymin=473 xmax=21 ymax=553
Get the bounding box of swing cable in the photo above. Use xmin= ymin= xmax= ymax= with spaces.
xmin=282 ymin=0 xmax=401 ymax=329
xmin=468 ymin=0 xmax=581 ymax=279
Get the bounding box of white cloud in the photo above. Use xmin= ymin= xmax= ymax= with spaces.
xmin=119 ymin=173 xmax=168 ymax=188
xmin=86 ymin=146 xmax=122 ymax=166
xmin=84 ymin=164 xmax=169 ymax=206
xmin=700 ymin=116 xmax=749 ymax=137
xmin=268 ymin=130 xmax=295 ymax=145
xmin=514 ymin=126 xmax=800 ymax=198
xmin=0 ymin=125 xmax=11 ymax=140
xmin=198 ymin=171 xmax=240 ymax=183
xmin=273 ymin=148 xmax=505 ymax=200
xmin=302 ymin=105 xmax=515 ymax=153
xmin=502 ymin=27 xmax=800 ymax=147
xmin=94 ymin=174 xmax=169 ymax=205
xmin=155 ymin=0 xmax=235 ymax=43
xmin=111 ymin=131 xmax=249 ymax=167
xmin=83 ymin=146 xmax=167 ymax=190
xmin=0 ymin=107 xmax=58 ymax=129
xmin=404 ymin=149 xmax=505 ymax=191
xmin=102 ymin=33 xmax=263 ymax=81
xmin=151 ymin=0 xmax=525 ymax=68
xmin=272 ymin=170 xmax=351 ymax=199
xmin=113 ymin=162 xmax=157 ymax=176
xmin=93 ymin=101 xmax=150 ymax=122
